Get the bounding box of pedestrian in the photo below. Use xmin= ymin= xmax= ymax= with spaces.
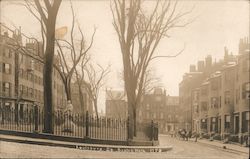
xmin=185 ymin=130 xmax=190 ymax=141
xmin=193 ymin=131 xmax=198 ymax=142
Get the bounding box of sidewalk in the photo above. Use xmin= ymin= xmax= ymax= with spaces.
xmin=196 ymin=138 xmax=249 ymax=154
xmin=0 ymin=134 xmax=172 ymax=153
xmin=159 ymin=134 xmax=249 ymax=155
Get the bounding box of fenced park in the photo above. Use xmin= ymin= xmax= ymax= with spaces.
xmin=0 ymin=106 xmax=158 ymax=145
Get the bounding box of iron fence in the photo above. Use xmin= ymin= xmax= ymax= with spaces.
xmin=0 ymin=106 xmax=158 ymax=142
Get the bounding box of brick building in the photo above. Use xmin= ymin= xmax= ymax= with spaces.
xmin=0 ymin=25 xmax=66 ymax=113
xmin=180 ymin=37 xmax=249 ymax=141
xmin=105 ymin=90 xmax=127 ymax=119
xmin=138 ymin=88 xmax=180 ymax=134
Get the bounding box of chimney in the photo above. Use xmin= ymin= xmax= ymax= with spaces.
xmin=189 ymin=64 xmax=196 ymax=72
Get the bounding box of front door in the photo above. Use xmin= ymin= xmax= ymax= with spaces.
xmin=235 ymin=115 xmax=239 ymax=134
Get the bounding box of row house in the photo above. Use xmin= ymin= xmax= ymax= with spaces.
xmin=184 ymin=37 xmax=249 ymax=140
xmin=0 ymin=25 xmax=67 ymax=113
xmin=105 ymin=88 xmax=180 ymax=134
xmin=138 ymin=88 xmax=180 ymax=134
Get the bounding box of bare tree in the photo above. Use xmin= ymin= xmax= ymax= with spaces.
xmin=20 ymin=0 xmax=62 ymax=133
xmin=82 ymin=64 xmax=110 ymax=119
xmin=55 ymin=3 xmax=96 ymax=104
xmin=111 ymin=0 xmax=192 ymax=138
xmin=142 ymin=69 xmax=162 ymax=95
xmin=74 ymin=58 xmax=90 ymax=115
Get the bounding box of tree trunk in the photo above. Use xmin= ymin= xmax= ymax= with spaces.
xmin=133 ymin=108 xmax=137 ymax=137
xmin=78 ymin=86 xmax=85 ymax=115
xmin=93 ymin=99 xmax=98 ymax=119
xmin=64 ymin=81 xmax=72 ymax=102
xmin=43 ymin=18 xmax=57 ymax=134
xmin=127 ymin=102 xmax=134 ymax=140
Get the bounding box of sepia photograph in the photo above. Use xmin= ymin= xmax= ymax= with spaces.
xmin=0 ymin=0 xmax=249 ymax=158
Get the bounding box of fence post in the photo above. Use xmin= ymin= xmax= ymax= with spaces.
xmin=85 ymin=111 xmax=89 ymax=138
xmin=151 ymin=120 xmax=154 ymax=141
xmin=127 ymin=116 xmax=130 ymax=141
xmin=1 ymin=106 xmax=5 ymax=125
xmin=34 ymin=105 xmax=38 ymax=132
xmin=155 ymin=122 xmax=158 ymax=141
xmin=14 ymin=103 xmax=19 ymax=125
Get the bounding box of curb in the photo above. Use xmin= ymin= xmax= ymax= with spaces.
xmin=0 ymin=135 xmax=173 ymax=153
xmin=196 ymin=140 xmax=249 ymax=155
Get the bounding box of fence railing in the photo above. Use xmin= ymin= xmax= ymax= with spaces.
xmin=0 ymin=106 xmax=158 ymax=142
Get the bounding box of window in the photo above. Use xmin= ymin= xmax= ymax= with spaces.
xmin=212 ymin=117 xmax=216 ymax=122
xmin=235 ymin=89 xmax=240 ymax=104
xmin=193 ymin=91 xmax=199 ymax=101
xmin=224 ymin=71 xmax=231 ymax=82
xmin=242 ymin=111 xmax=250 ymax=133
xmin=146 ymin=104 xmax=150 ymax=110
xmin=219 ymin=96 xmax=221 ymax=108
xmin=246 ymin=112 xmax=249 ymax=120
xmin=224 ymin=91 xmax=231 ymax=104
xmin=3 ymin=48 xmax=11 ymax=58
xmin=4 ymin=102 xmax=11 ymax=110
xmin=201 ymin=102 xmax=207 ymax=111
xmin=3 ymin=82 xmax=11 ymax=96
xmin=201 ymin=88 xmax=207 ymax=96
xmin=194 ymin=105 xmax=199 ymax=113
xmin=211 ymin=80 xmax=219 ymax=90
xmin=225 ymin=115 xmax=230 ymax=130
xmin=3 ymin=63 xmax=11 ymax=74
xmin=225 ymin=115 xmax=230 ymax=122
xmin=242 ymin=82 xmax=250 ymax=99
xmin=139 ymin=110 xmax=142 ymax=117
xmin=201 ymin=119 xmax=207 ymax=129
xmin=28 ymin=88 xmax=32 ymax=97
xmin=160 ymin=113 xmax=163 ymax=119
xmin=19 ymin=69 xmax=23 ymax=78
xmin=19 ymin=85 xmax=23 ymax=94
xmin=168 ymin=115 xmax=171 ymax=121
xmin=211 ymin=97 xmax=219 ymax=108
xmin=153 ymin=112 xmax=156 ymax=119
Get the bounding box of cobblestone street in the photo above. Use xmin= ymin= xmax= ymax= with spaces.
xmin=0 ymin=135 xmax=248 ymax=158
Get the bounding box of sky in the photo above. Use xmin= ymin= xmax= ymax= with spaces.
xmin=0 ymin=0 xmax=249 ymax=113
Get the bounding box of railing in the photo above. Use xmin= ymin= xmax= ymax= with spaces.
xmin=0 ymin=106 xmax=158 ymax=142
xmin=136 ymin=121 xmax=158 ymax=141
